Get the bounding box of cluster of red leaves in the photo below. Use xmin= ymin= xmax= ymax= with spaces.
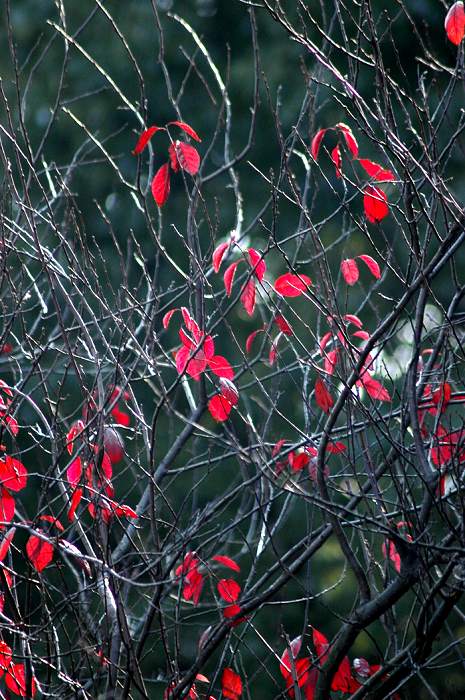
xmin=212 ymin=244 xmax=266 ymax=316
xmin=272 ymin=439 xmax=344 ymax=480
xmin=163 ymin=306 xmax=238 ymax=422
xmin=280 ymin=628 xmax=360 ymax=699
xmin=340 ymin=254 xmax=381 ymax=286
xmin=133 ymin=120 xmax=201 ymax=206
xmin=418 ymin=380 xmax=465 ymax=494
xmin=245 ymin=314 xmax=293 ymax=367
xmin=445 ymin=2 xmax=465 ymax=44
xmin=22 ymin=515 xmax=90 ymax=576
xmin=0 ymin=641 xmax=38 ymax=698
xmin=175 ymin=552 xmax=246 ymax=623
xmin=66 ymin=420 xmax=137 ymax=525
xmin=311 ymin=123 xmax=394 ymax=224
xmin=82 ymin=386 xmax=130 ymax=463
xmin=315 ymin=315 xmax=390 ymax=412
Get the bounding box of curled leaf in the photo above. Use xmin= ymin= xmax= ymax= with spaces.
xmin=310 ymin=128 xmax=327 ymax=160
xmin=331 ymin=144 xmax=342 ymax=178
xmin=167 ymin=120 xmax=201 ymax=142
xmin=358 ymin=159 xmax=395 ymax=181
xmin=336 ymin=123 xmax=359 ymax=157
xmin=132 ymin=125 xmax=164 ymax=155
xmin=212 ymin=242 xmax=230 ymax=273
xmin=358 ymin=254 xmax=381 ymax=279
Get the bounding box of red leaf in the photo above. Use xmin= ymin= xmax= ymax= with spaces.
xmin=219 ymin=378 xmax=239 ymax=406
xmin=336 ymin=123 xmax=359 ymax=157
xmin=68 ymin=488 xmax=83 ymax=522
xmin=319 ymin=331 xmax=332 ymax=354
xmin=223 ymin=603 xmax=246 ymax=624
xmin=327 ymin=441 xmax=346 ymax=453
xmin=358 ymin=159 xmax=395 ymax=181
xmin=5 ymin=663 xmax=37 ymax=698
xmin=162 ymin=309 xmax=177 ymax=329
xmin=343 ymin=314 xmax=363 ymax=328
xmin=315 ymin=378 xmax=334 ymax=414
xmin=212 ymin=554 xmax=240 ymax=572
xmin=241 ymin=279 xmax=256 ymax=316
xmin=382 ymin=539 xmax=401 ymax=572
xmin=104 ymin=427 xmax=124 ymax=464
xmin=67 ymin=457 xmax=82 ymax=489
xmin=0 ymin=457 xmax=27 ymax=493
xmin=280 ymin=636 xmax=302 ymax=678
xmin=132 ymin=125 xmax=164 ymax=154
xmin=324 ymin=349 xmax=338 ymax=375
xmin=3 ymin=415 xmax=18 ymax=437
xmin=288 ymin=452 xmax=310 ymax=472
xmin=341 ymin=258 xmax=359 ymax=285
xmin=331 ymin=144 xmax=342 ymax=178
xmin=167 ymin=120 xmax=201 ymax=142
xmin=0 ymin=488 xmax=14 ymax=526
xmin=168 ymin=142 xmax=180 ymax=172
xmin=217 ymin=578 xmax=241 ymax=603
xmin=0 ymin=527 xmax=15 ymax=561
xmin=39 ymin=515 xmax=64 ymax=532
xmin=66 ymin=420 xmax=84 ymax=454
xmin=151 ymin=163 xmax=171 ymax=207
xmin=274 ymin=273 xmax=312 ymax=297
xmin=445 ymin=1 xmax=465 ymax=44
xmin=221 ymin=668 xmax=242 ymax=700
xmin=245 ymin=328 xmax=264 ymax=354
xmin=111 ymin=407 xmax=130 ymax=427
xmin=174 ymin=141 xmax=200 ymax=175
xmin=358 ymin=254 xmax=381 ymax=279
xmin=212 ymin=242 xmax=230 ymax=272
xmin=353 ymin=330 xmax=370 ymax=341
xmin=310 ymin=128 xmax=327 ymax=159
xmin=26 ymin=533 xmax=54 ymax=572
xmin=248 ymin=248 xmax=266 ymax=282
xmin=363 ymin=185 xmax=389 ymax=223
xmin=313 ymin=627 xmax=329 ymax=660
xmin=208 ymin=355 xmax=234 ymax=379
xmin=208 ymin=395 xmax=233 ymax=422
xmin=224 ymin=261 xmax=240 ymax=296
xmin=275 ymin=315 xmax=293 ymax=335
xmin=0 ymin=641 xmax=12 ymax=673
xmin=432 ymin=382 xmax=452 ymax=410
xmin=362 ymin=376 xmax=391 ymax=402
